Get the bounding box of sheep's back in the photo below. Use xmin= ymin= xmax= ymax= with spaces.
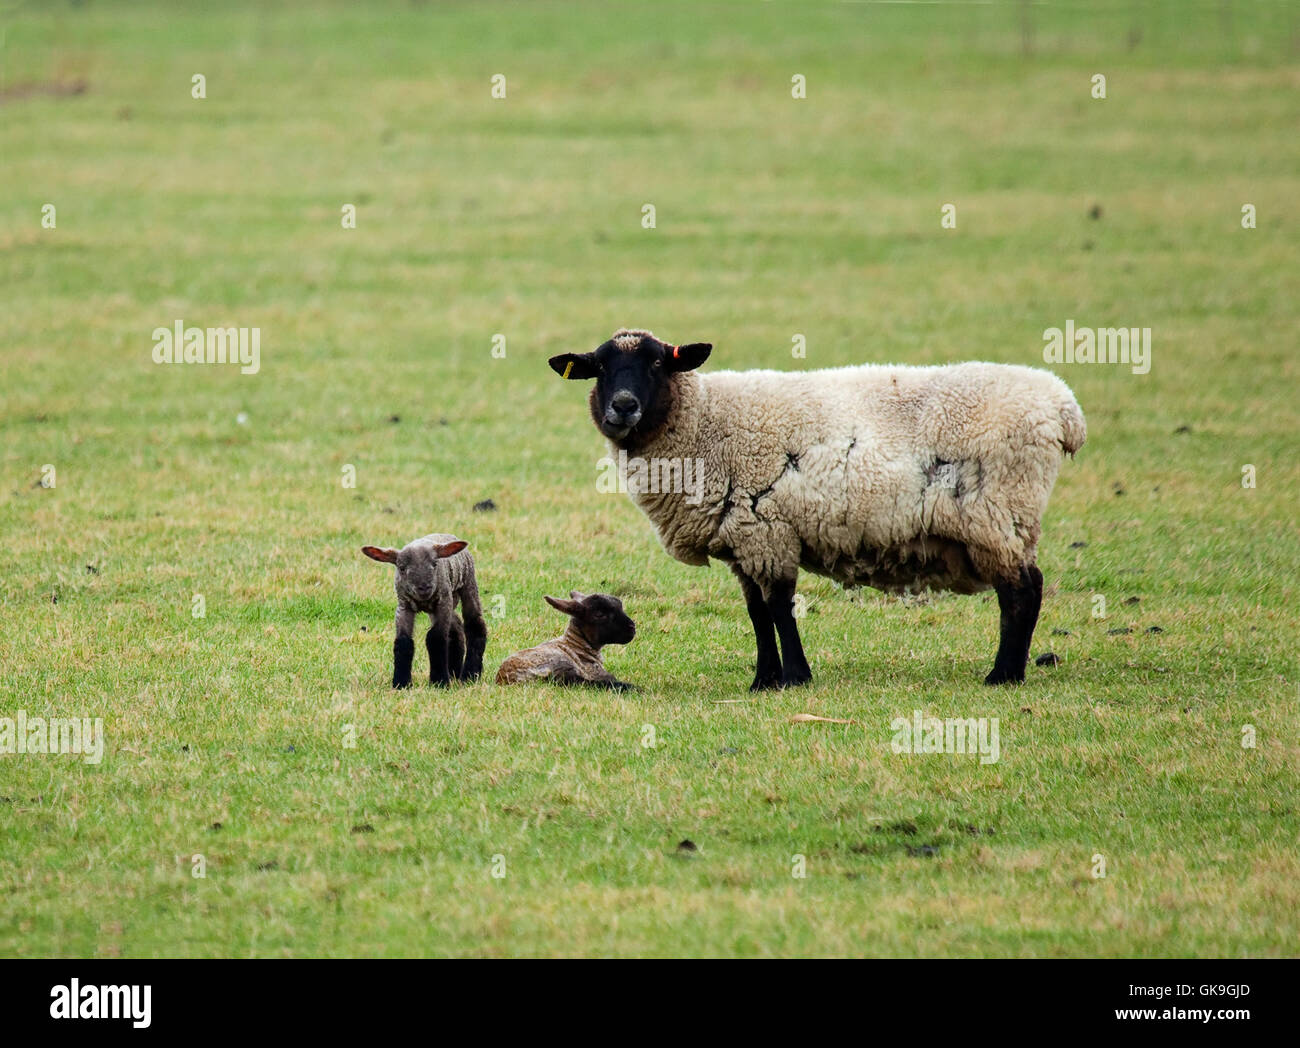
xmin=679 ymin=362 xmax=1084 ymax=586
xmin=701 ymin=361 xmax=1081 ymax=455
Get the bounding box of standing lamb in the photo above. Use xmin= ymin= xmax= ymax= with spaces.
xmin=361 ymin=533 xmax=487 ymax=688
xmin=495 ymin=592 xmax=637 ymax=690
xmin=548 ymin=329 xmax=1085 ymax=690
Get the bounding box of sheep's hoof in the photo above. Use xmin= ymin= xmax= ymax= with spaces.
xmin=983 ymin=668 xmax=1025 ymax=686
xmin=781 ymin=671 xmax=813 ymax=689
xmin=750 ymin=675 xmax=783 ymax=692
xmin=392 ymin=679 xmax=412 ymax=690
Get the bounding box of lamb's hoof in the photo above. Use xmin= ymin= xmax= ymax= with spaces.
xmin=750 ymin=675 xmax=782 ymax=692
xmin=983 ymin=668 xmax=1025 ymax=686
xmin=781 ymin=671 xmax=813 ymax=689
xmin=392 ymin=679 xmax=412 ymax=690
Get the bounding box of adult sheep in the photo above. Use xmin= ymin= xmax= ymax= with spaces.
xmin=548 ymin=329 xmax=1086 ymax=691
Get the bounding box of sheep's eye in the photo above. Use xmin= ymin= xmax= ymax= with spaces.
xmin=651 ymin=358 xmax=663 ymax=369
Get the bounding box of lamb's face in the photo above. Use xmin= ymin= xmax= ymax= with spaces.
xmin=394 ymin=546 xmax=429 ymax=583
xmin=546 ymin=590 xmax=637 ymax=647
xmin=578 ymin=593 xmax=637 ymax=647
xmin=548 ymin=330 xmax=712 ymax=445
xmin=363 ymin=538 xmax=467 ymax=606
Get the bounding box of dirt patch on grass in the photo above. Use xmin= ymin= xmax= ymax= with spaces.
xmin=0 ymin=78 xmax=88 ymax=104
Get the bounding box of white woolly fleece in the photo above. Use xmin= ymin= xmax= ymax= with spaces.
xmin=615 ymin=359 xmax=1085 ymax=593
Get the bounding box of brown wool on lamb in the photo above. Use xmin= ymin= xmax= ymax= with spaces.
xmin=495 ymin=592 xmax=636 ymax=691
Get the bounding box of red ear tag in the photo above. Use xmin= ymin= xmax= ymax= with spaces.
xmin=672 ymin=345 xmax=680 ymax=359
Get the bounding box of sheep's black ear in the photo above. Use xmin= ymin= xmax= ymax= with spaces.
xmin=362 ymin=546 xmax=398 ymax=564
xmin=548 ymin=352 xmax=600 ymax=380
xmin=666 ymin=342 xmax=711 ymax=372
xmin=545 ymin=595 xmax=580 ymax=615
xmin=434 ymin=540 xmax=468 ymax=558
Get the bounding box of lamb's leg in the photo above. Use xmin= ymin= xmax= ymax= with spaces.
xmin=551 ymin=664 xmax=592 ymax=687
xmin=458 ymin=582 xmax=488 ymax=682
xmin=425 ymin=612 xmax=452 ymax=687
xmin=766 ymin=576 xmax=812 ymax=688
xmin=553 ymin=666 xmax=635 ymax=692
xmin=447 ymin=615 xmax=466 ymax=680
xmin=732 ymin=565 xmax=782 ymax=691
xmin=985 ymin=563 xmax=1043 ymax=685
xmin=586 ymin=667 xmax=637 ymax=692
xmin=393 ymin=605 xmax=416 ymax=689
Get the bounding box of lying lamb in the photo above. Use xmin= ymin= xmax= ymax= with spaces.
xmin=495 ymin=592 xmax=637 ymax=690
xmin=548 ymin=329 xmax=1086 ymax=690
xmin=362 ymin=533 xmax=487 ymax=688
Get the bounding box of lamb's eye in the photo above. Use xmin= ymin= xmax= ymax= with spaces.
xmin=651 ymin=358 xmax=663 ymax=369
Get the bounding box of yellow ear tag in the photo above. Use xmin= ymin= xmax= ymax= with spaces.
xmin=562 ymin=361 xmax=573 ymax=379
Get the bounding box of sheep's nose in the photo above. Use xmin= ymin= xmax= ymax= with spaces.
xmin=610 ymin=391 xmax=640 ymax=417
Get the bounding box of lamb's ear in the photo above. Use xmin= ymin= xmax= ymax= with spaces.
xmin=666 ymin=342 xmax=711 ymax=373
xmin=545 ymin=595 xmax=580 ymax=615
xmin=434 ymin=540 xmax=468 ymax=558
xmin=362 ymin=546 xmax=398 ymax=564
xmin=548 ymin=352 xmax=600 ymax=380
xmin=568 ymin=590 xmax=587 ymax=601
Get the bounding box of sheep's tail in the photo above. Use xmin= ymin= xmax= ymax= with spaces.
xmin=1058 ymin=396 xmax=1087 ymax=457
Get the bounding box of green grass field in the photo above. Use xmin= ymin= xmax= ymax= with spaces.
xmin=1 ymin=0 xmax=1297 ymax=957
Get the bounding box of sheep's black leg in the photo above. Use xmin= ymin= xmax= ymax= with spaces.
xmin=426 ymin=616 xmax=452 ymax=687
xmin=732 ymin=565 xmax=782 ymax=691
xmin=767 ymin=576 xmax=812 ymax=688
xmin=458 ymin=588 xmax=488 ymax=682
xmin=985 ymin=563 xmax=1043 ymax=685
xmin=447 ymin=616 xmax=466 ymax=681
xmin=393 ymin=606 xmax=416 ymax=689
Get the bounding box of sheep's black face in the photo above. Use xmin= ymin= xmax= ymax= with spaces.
xmin=549 ymin=330 xmax=712 ymax=445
